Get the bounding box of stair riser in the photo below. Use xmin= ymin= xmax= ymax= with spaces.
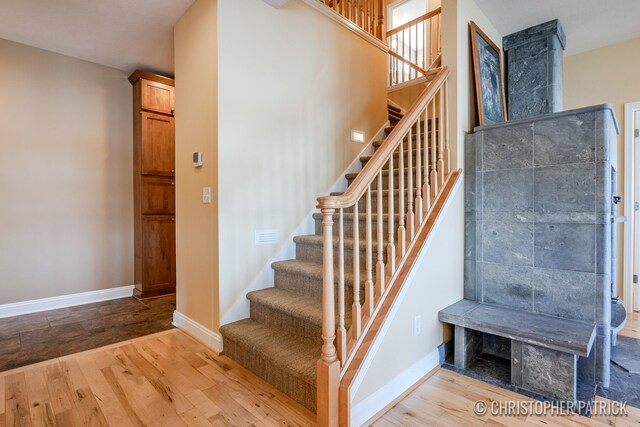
xmin=346 ymin=194 xmax=404 ymax=215
xmin=295 ymin=241 xmax=389 ymax=275
xmin=314 ymin=216 xmax=398 ymax=240
xmin=274 ymin=269 xmax=370 ymax=305
xmin=384 ymin=121 xmax=438 ymax=136
xmin=250 ymin=301 xmax=323 ymax=343
xmin=347 ymin=171 xmax=426 ymax=189
xmin=222 ymin=338 xmax=317 ymax=413
xmin=361 ymin=154 xmax=431 ymax=171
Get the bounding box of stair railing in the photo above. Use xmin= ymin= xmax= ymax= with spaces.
xmin=315 ymin=66 xmax=451 ymax=426
xmin=388 ymin=7 xmax=442 ymax=86
xmin=316 ymin=0 xmax=386 ymax=40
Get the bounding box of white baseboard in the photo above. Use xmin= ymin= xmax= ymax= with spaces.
xmin=0 ymin=285 xmax=135 ymax=319
xmin=172 ymin=310 xmax=223 ymax=353
xmin=220 ymin=121 xmax=389 ymax=326
xmin=350 ymin=348 xmax=440 ymax=426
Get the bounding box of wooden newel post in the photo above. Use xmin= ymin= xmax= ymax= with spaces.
xmin=317 ymin=208 xmax=340 ymax=427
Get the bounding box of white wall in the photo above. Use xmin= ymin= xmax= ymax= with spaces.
xmin=0 ymin=38 xmax=133 ymax=305
xmin=217 ymin=0 xmax=388 ymax=323
xmin=350 ymin=177 xmax=464 ymax=424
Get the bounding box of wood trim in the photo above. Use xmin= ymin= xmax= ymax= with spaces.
xmin=469 ymin=21 xmax=507 ymax=126
xmin=128 ymin=69 xmax=175 ymax=87
xmin=338 ymin=170 xmax=462 ymax=412
xmin=317 ymin=67 xmax=450 ymax=210
xmin=387 ymin=51 xmax=428 ymax=75
xmin=300 ymin=0 xmax=388 ymax=52
xmin=386 ymin=7 xmax=441 ymax=37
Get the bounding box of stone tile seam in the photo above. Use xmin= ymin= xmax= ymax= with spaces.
xmin=480 ymin=160 xmax=599 ymax=173
xmin=531 ymin=121 xmax=536 ymax=313
xmin=477 ymin=260 xmax=600 ymax=277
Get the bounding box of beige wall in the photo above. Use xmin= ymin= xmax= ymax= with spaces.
xmin=564 ymin=37 xmax=640 ymax=298
xmin=217 ymin=0 xmax=387 ymax=323
xmin=351 ymin=177 xmax=464 ymax=406
xmin=442 ymin=0 xmax=502 ymax=171
xmin=174 ymin=0 xmax=219 ymax=331
xmin=0 ymin=38 xmax=133 ymax=305
xmin=388 ymin=81 xmax=428 ymax=110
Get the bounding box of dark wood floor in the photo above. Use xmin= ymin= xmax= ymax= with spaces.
xmin=0 ymin=295 xmax=175 ymax=372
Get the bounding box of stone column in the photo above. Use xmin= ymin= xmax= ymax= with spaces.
xmin=503 ymin=20 xmax=566 ymax=120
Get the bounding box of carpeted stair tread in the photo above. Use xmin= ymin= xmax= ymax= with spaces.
xmin=248 ymin=288 xmax=323 ymax=327
xmin=330 ymin=189 xmax=411 ymax=199
xmin=272 ymin=259 xmax=356 ymax=284
xmin=345 ymin=167 xmax=417 ymax=181
xmin=294 ymin=234 xmax=370 ymax=250
xmin=361 ymin=149 xmax=423 ymax=164
xmin=220 ymin=319 xmax=318 ymax=385
xmin=311 ymin=212 xmax=400 ymax=222
xmin=387 ymin=103 xmax=402 ymax=114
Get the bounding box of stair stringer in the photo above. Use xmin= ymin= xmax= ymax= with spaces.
xmin=220 ymin=121 xmax=389 ymax=327
xmin=341 ymin=171 xmax=464 ymax=425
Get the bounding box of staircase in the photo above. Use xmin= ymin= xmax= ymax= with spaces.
xmin=220 ymin=102 xmax=416 ymax=412
xmin=221 ymin=67 xmax=454 ymax=426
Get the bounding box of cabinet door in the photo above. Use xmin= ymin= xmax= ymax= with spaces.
xmin=140 ymin=79 xmax=174 ymax=115
xmin=141 ymin=112 xmax=175 ymax=176
xmin=141 ymin=215 xmax=176 ymax=291
xmin=142 ymin=176 xmax=175 ymax=214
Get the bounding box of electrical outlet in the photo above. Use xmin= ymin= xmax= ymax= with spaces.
xmin=413 ymin=315 xmax=421 ymax=337
xmin=202 ymin=187 xmax=211 ymax=204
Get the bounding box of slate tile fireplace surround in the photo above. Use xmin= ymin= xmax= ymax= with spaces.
xmin=464 ymin=104 xmax=620 ymax=388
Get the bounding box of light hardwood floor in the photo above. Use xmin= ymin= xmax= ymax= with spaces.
xmin=620 ymin=310 xmax=639 ymax=339
xmin=374 ymin=310 xmax=640 ymax=427
xmin=1 ymin=312 xmax=638 ymax=426
xmin=0 ymin=329 xmax=315 ymax=426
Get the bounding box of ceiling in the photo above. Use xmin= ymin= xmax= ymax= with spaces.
xmin=475 ymin=0 xmax=640 ymax=56
xmin=0 ymin=0 xmax=194 ymax=76
xmin=1 ymin=0 xmax=638 ymax=74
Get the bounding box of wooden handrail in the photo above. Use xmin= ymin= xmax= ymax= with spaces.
xmin=387 ymin=51 xmax=429 ymax=76
xmin=315 ymin=66 xmax=452 ymax=426
xmin=317 ymin=67 xmax=449 ymax=210
xmin=386 ymin=7 xmax=441 ymax=36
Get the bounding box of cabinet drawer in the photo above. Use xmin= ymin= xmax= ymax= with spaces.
xmin=141 ymin=79 xmax=174 ymax=115
xmin=142 ymin=176 xmax=175 ymax=214
xmin=141 ymin=215 xmax=176 ymax=291
xmin=141 ymin=112 xmax=175 ymax=176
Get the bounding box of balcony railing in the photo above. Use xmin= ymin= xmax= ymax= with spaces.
xmin=387 ymin=8 xmax=442 ymax=87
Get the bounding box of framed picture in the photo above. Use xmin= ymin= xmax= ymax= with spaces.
xmin=470 ymin=21 xmax=507 ymax=126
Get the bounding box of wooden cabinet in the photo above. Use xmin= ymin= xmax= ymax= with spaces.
xmin=141 ymin=112 xmax=175 ymax=176
xmin=129 ymin=70 xmax=176 ymax=299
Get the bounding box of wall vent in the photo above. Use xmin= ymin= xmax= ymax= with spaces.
xmin=255 ymin=229 xmax=279 ymax=246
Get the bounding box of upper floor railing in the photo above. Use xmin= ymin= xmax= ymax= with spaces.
xmin=317 ymin=0 xmax=385 ymax=40
xmin=315 ymin=67 xmax=452 ymax=426
xmin=387 ymin=7 xmax=442 ymax=87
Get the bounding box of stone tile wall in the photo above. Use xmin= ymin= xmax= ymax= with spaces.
xmin=503 ymin=20 xmax=566 ymax=120
xmin=464 ymin=105 xmax=619 ymax=386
